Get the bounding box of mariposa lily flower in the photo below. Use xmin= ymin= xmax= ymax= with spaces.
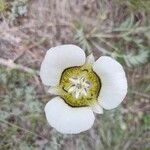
xmin=40 ymin=45 xmax=127 ymax=134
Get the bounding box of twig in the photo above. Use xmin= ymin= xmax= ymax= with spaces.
xmin=91 ymin=40 xmax=112 ymax=55
xmin=0 ymin=58 xmax=39 ymax=76
xmin=0 ymin=119 xmax=45 ymax=139
xmin=130 ymin=90 xmax=150 ymax=99
xmin=13 ymin=49 xmax=26 ymax=62
xmin=99 ymin=38 xmax=119 ymax=52
xmin=13 ymin=37 xmax=46 ymax=63
xmin=91 ymin=26 xmax=150 ymax=38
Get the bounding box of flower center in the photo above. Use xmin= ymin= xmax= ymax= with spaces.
xmin=59 ymin=66 xmax=101 ymax=107
xmin=68 ymin=76 xmax=91 ymax=99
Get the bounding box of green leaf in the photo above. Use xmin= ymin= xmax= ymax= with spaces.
xmin=123 ymin=49 xmax=150 ymax=67
xmin=74 ymin=23 xmax=91 ymax=54
xmin=121 ymin=14 xmax=134 ymax=29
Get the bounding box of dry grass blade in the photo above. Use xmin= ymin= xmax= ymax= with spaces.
xmin=0 ymin=58 xmax=39 ymax=75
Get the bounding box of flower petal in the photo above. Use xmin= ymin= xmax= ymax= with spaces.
xmin=40 ymin=45 xmax=86 ymax=86
xmin=93 ymin=56 xmax=127 ymax=110
xmin=92 ymin=104 xmax=103 ymax=114
xmin=45 ymin=97 xmax=95 ymax=134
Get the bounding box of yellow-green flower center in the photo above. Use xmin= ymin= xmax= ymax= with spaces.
xmin=59 ymin=66 xmax=101 ymax=107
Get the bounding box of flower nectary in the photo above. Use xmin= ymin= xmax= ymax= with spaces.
xmin=59 ymin=66 xmax=101 ymax=107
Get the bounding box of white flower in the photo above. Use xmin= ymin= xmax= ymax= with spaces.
xmin=40 ymin=44 xmax=127 ymax=134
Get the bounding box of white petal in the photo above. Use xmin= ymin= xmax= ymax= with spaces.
xmin=45 ymin=97 xmax=95 ymax=134
xmin=40 ymin=45 xmax=86 ymax=86
xmin=92 ymin=104 xmax=103 ymax=114
xmin=93 ymin=56 xmax=127 ymax=110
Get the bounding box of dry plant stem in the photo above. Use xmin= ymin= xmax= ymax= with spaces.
xmin=0 ymin=119 xmax=45 ymax=139
xmin=13 ymin=38 xmax=46 ymax=62
xmin=99 ymin=38 xmax=119 ymax=52
xmin=13 ymin=50 xmax=26 ymax=62
xmin=91 ymin=40 xmax=112 ymax=55
xmin=0 ymin=58 xmax=39 ymax=76
xmin=91 ymin=26 xmax=150 ymax=38
xmin=131 ymin=90 xmax=150 ymax=99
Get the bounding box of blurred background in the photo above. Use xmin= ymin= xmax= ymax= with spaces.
xmin=0 ymin=0 xmax=150 ymax=150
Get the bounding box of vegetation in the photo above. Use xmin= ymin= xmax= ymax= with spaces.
xmin=0 ymin=0 xmax=150 ymax=149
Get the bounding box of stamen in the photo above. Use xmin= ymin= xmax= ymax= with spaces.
xmin=68 ymin=76 xmax=92 ymax=99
